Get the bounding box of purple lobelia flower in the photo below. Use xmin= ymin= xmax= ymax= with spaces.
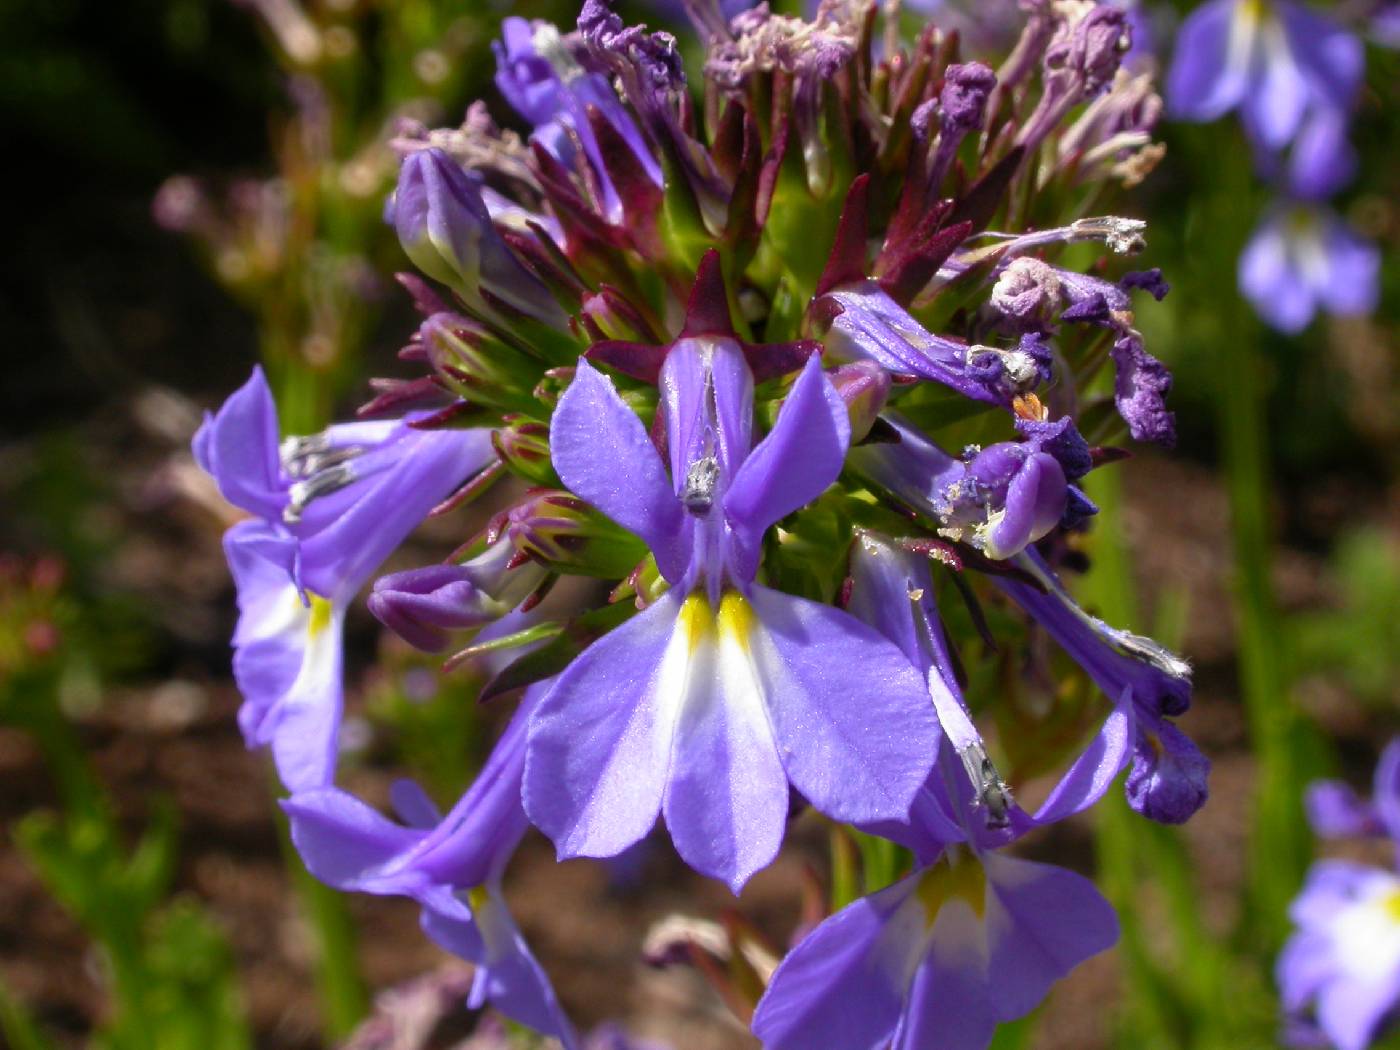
xmin=752 ymin=535 xmax=1120 ymax=1050
xmin=848 ymin=413 xmax=1095 ymax=562
xmin=994 ymin=550 xmax=1208 ymax=824
xmin=1238 ymin=201 xmax=1381 ymax=334
xmin=523 ymin=260 xmax=940 ymax=893
xmin=283 ymin=684 xmax=578 ymax=1047
xmin=1278 ymin=739 xmax=1400 ymax=1050
xmin=1166 ymin=0 xmax=1363 ymax=152
xmin=194 ymin=367 xmax=495 ymax=790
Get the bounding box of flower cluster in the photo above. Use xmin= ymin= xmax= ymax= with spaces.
xmin=1166 ymin=0 xmax=1382 ymax=332
xmin=1279 ymin=739 xmax=1400 ymax=1050
xmin=197 ymin=1 xmax=1209 ymax=1044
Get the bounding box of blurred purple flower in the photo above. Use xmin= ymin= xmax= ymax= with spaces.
xmin=1279 ymin=740 xmax=1400 ymax=1050
xmin=1239 ymin=202 xmax=1380 ymax=334
xmin=1167 ymin=0 xmax=1363 ymax=152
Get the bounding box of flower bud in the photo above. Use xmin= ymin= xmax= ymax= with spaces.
xmin=494 ymin=490 xmax=647 ymax=579
xmin=369 ymin=544 xmax=547 ymax=652
xmin=390 ymin=148 xmax=565 ymax=327
xmin=418 ymin=313 xmax=538 ymax=413
xmin=826 ymin=361 xmax=890 ymax=444
xmin=492 ymin=417 xmax=555 ymax=485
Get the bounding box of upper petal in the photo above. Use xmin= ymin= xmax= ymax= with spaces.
xmin=194 ymin=366 xmax=286 ymax=521
xmin=724 ymin=355 xmax=850 ymax=582
xmin=1239 ymin=17 xmax=1310 ymax=150
xmin=747 ymin=586 xmax=938 ymax=824
xmin=551 ymin=359 xmax=688 ymax=581
xmin=1280 ymin=1 xmax=1364 ymax=110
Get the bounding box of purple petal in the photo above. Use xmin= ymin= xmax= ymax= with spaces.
xmin=1279 ymin=0 xmax=1364 ymax=111
xmin=1288 ymin=108 xmax=1357 ymax=201
xmin=897 ymin=901 xmax=996 ymax=1050
xmin=267 ymin=606 xmax=346 ymax=792
xmin=299 ymin=428 xmax=493 ymax=600
xmin=1304 ymin=781 xmax=1380 ymax=839
xmin=1316 ymin=971 xmax=1400 ymax=1050
xmin=752 ymin=878 xmax=915 ymax=1050
xmin=1239 ymin=18 xmax=1310 ymax=150
xmin=1111 ymin=333 xmax=1177 ymax=447
xmin=551 ymin=360 xmax=688 ymax=582
xmin=983 ymin=852 xmax=1119 ymax=1021
xmin=1031 ymin=705 xmax=1134 ymax=825
xmin=747 ymin=585 xmax=938 ymax=824
xmin=1166 ymin=0 xmax=1249 ymax=121
xmin=1277 ymin=928 xmax=1336 ymax=1013
xmin=1289 ymin=860 xmax=1381 ymax=928
xmin=283 ymin=788 xmax=431 ymax=894
xmin=663 ymin=595 xmax=788 ymax=891
xmin=193 ymin=367 xmax=286 ymax=520
xmin=524 ymin=595 xmax=683 ymax=860
xmin=724 ymin=355 xmax=850 ymax=581
xmin=984 ymin=452 xmax=1066 ymax=560
xmin=1317 ymin=214 xmax=1380 ymax=318
xmin=1239 ymin=209 xmax=1315 ymax=334
xmin=423 ymin=891 xmax=579 ymax=1049
xmin=1124 ymin=719 xmax=1211 ymax=824
xmin=1375 ymin=739 xmax=1400 ymax=844
xmin=659 ymin=338 xmax=754 ymax=486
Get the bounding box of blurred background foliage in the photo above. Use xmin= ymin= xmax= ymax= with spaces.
xmin=0 ymin=0 xmax=1396 ymax=1047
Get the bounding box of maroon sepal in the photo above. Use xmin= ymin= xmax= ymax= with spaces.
xmin=877 ymin=216 xmax=972 ymax=305
xmin=580 ymin=285 xmax=666 ymax=345
xmin=501 ymin=222 xmax=590 ymax=303
xmin=721 ymin=108 xmax=764 ymax=256
xmin=430 ymin=459 xmax=505 ymax=517
xmin=395 ymin=272 xmax=450 ymax=317
xmin=406 ymin=399 xmax=476 ymax=430
xmin=585 ymin=340 xmax=671 ymax=384
xmin=589 ymin=252 xmax=820 ymax=387
xmin=755 ymin=110 xmax=790 ymax=228
xmin=679 ymin=250 xmax=737 ymax=338
xmin=586 ymin=104 xmax=663 ymax=227
xmin=710 ymin=99 xmax=749 ymax=184
xmin=356 ymin=375 xmax=446 ymax=418
xmin=1088 ymin=445 xmax=1133 ymax=468
xmin=948 ymin=145 xmax=1025 ymax=233
xmin=529 ymin=142 xmax=630 ymax=254
xmin=896 ymin=535 xmax=963 ymax=570
xmin=741 ymin=340 xmax=823 ymax=383
xmin=814 ymin=174 xmax=872 ymax=298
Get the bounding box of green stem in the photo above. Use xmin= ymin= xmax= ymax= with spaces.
xmin=1217 ymin=329 xmax=1309 ymax=953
